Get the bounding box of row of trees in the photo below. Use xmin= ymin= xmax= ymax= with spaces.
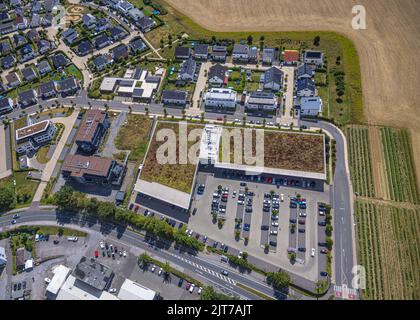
xmin=53 ymin=186 xmax=204 ymax=251
xmin=0 ymin=187 xmax=15 ymax=213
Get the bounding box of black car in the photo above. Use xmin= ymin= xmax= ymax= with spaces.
xmin=245 ymin=206 xmax=252 ymax=213
xmin=298 ymin=228 xmax=305 ymax=233
xmin=290 ymin=203 xmax=297 ymax=209
xmin=289 ymin=219 xmax=297 ymax=224
xmin=298 ymin=247 xmax=306 ymax=252
xmin=318 ymin=221 xmax=327 ymax=227
xmin=223 ymin=246 xmax=229 ymax=253
xmin=178 ymin=223 xmax=184 ymax=229
xmin=261 ymin=225 xmax=269 ymax=230
xmin=299 ymin=204 xmax=307 ymax=209
xmin=240 ymin=182 xmax=247 ymax=186
xmin=318 ymin=242 xmax=327 ymax=247
xmin=269 ymin=241 xmax=277 ymax=247
xmin=178 ymin=278 xmax=184 ymax=287
xmin=320 ymin=271 xmax=328 ymax=277
xmin=53 ymin=240 xmax=59 ymax=245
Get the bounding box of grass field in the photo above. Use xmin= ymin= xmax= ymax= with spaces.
xmin=114 ymin=114 xmax=153 ymax=162
xmin=36 ymin=146 xmax=50 ymax=164
xmin=379 ymin=127 xmax=419 ymax=204
xmin=347 ymin=126 xmax=375 ymax=197
xmin=219 ymin=128 xmax=325 ymax=173
xmin=355 ymin=200 xmax=420 ymax=300
xmin=141 ymin=121 xmax=203 ymax=193
xmin=0 ymin=172 xmax=39 ymax=208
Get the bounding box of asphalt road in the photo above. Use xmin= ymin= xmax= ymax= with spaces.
xmin=301 ymin=119 xmax=356 ymax=298
xmin=0 ymin=209 xmax=290 ymax=300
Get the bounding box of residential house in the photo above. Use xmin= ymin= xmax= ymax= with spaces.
xmin=296 ymin=78 xmax=316 ymax=97
xmin=45 ymin=0 xmax=57 ymax=12
xmin=208 ymin=63 xmax=226 ymax=87
xmin=37 ymin=39 xmax=53 ymax=55
xmin=178 ymin=57 xmax=196 ymax=82
xmin=262 ymin=67 xmax=283 ymax=92
xmin=129 ymin=37 xmax=147 ymax=53
xmin=0 ymin=97 xmax=14 ymax=114
xmin=211 ymin=46 xmax=227 ymax=62
xmin=31 ymin=1 xmax=43 ymax=13
xmin=13 ymin=34 xmax=27 ymax=47
xmin=0 ymin=41 xmax=12 ymax=55
xmin=19 ymin=44 xmax=35 ymax=62
xmin=116 ymin=1 xmax=134 ymax=14
xmin=62 ymin=28 xmax=79 ymax=45
xmin=93 ymin=34 xmax=111 ymax=49
xmin=232 ymin=44 xmax=249 ymax=62
xmin=1 ymin=54 xmax=16 ymax=69
xmin=41 ymin=14 xmax=53 ymax=27
xmin=109 ymin=26 xmax=127 ymax=42
xmin=95 ymin=18 xmax=110 ymax=33
xmin=136 ymin=16 xmax=155 ymax=33
xmin=82 ymin=13 xmax=97 ymax=29
xmin=204 ymin=88 xmax=237 ymax=112
xmin=27 ymin=29 xmax=40 ymax=42
xmin=111 ymin=44 xmax=128 ymax=61
xmin=37 ymin=60 xmax=52 ymax=75
xmin=10 ymin=0 xmax=22 ymax=8
xmin=18 ymin=89 xmax=38 ymax=108
xmin=21 ymin=66 xmax=38 ymax=82
xmin=262 ymin=47 xmax=279 ymax=65
xmin=0 ymin=11 xmax=10 ymax=23
xmin=304 ymin=50 xmax=324 ymax=66
xmin=194 ymin=44 xmax=208 ymax=60
xmin=75 ymin=109 xmax=109 ymax=153
xmin=295 ymin=96 xmax=323 ymax=117
xmin=127 ymin=8 xmax=144 ymax=21
xmin=248 ymin=46 xmax=259 ymax=64
xmin=58 ymin=77 xmax=79 ymax=96
xmin=78 ymin=40 xmax=93 ymax=56
xmin=51 ymin=53 xmax=70 ymax=69
xmin=283 ymin=50 xmax=300 ymax=65
xmin=0 ymin=246 xmax=7 ymax=268
xmin=6 ymin=72 xmax=21 ymax=88
xmin=245 ymin=91 xmax=277 ymax=112
xmin=162 ymin=90 xmax=188 ymax=107
xmin=14 ymin=15 xmax=28 ymax=30
xmin=38 ymin=81 xmax=57 ymax=99
xmin=0 ymin=22 xmax=16 ymax=35
xmin=174 ymin=46 xmax=191 ymax=60
xmin=30 ymin=13 xmax=41 ymax=28
xmin=92 ymin=53 xmax=113 ymax=71
xmin=296 ymin=63 xmax=315 ymax=80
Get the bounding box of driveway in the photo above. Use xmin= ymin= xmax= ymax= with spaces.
xmin=100 ymin=111 xmax=127 ymax=158
xmin=32 ymin=111 xmax=78 ymax=203
xmin=191 ymin=61 xmax=211 ymax=111
xmin=280 ymin=66 xmax=298 ymax=126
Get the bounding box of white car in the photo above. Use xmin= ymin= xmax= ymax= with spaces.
xmin=299 ymin=212 xmax=307 ymax=217
xmin=237 ymin=200 xmax=244 ymax=205
xmin=280 ymin=194 xmax=284 ymax=202
xmin=109 ymin=288 xmax=117 ymax=293
xmin=158 ymin=268 xmax=163 ymax=276
xmin=270 ymin=230 xmax=278 ymax=235
xmin=99 ymin=241 xmax=105 ymax=249
xmin=189 ymin=283 xmax=195 ymax=293
xmin=311 ymin=248 xmax=316 ymax=257
xmin=188 ymin=229 xmax=194 ymax=237
xmin=123 ymin=250 xmax=127 ymax=257
xmin=151 ymin=265 xmax=156 ymax=273
xmin=197 ymin=287 xmax=203 ymax=295
xmin=238 ymin=251 xmax=243 ymax=259
xmin=271 ymin=221 xmax=279 ymax=227
xmin=232 ymin=191 xmax=236 ymax=198
xmin=319 ymin=211 xmax=325 ymax=216
xmin=67 ymin=236 xmax=78 ymax=242
xmin=44 ymin=277 xmax=51 ymax=284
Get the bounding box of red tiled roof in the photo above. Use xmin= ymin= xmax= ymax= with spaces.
xmin=283 ymin=50 xmax=300 ymax=62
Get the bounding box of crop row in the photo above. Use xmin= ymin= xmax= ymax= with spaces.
xmin=347 ymin=126 xmax=375 ymax=197
xmin=379 ymin=127 xmax=419 ymax=203
xmin=355 ymin=200 xmax=420 ymax=300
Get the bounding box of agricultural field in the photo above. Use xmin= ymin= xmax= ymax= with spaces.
xmin=355 ymin=200 xmax=420 ymax=300
xmin=114 ymin=114 xmax=153 ymax=162
xmin=347 ymin=125 xmax=375 ymax=197
xmin=140 ymin=121 xmax=204 ymax=193
xmin=219 ymin=128 xmax=325 ymax=173
xmin=379 ymin=127 xmax=419 ymax=204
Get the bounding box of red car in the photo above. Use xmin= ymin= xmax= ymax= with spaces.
xmin=134 ymin=205 xmax=140 ymax=212
xmin=217 ymin=117 xmax=223 ymax=121
xmin=185 ymin=282 xmax=191 ymax=290
xmin=94 ymin=250 xmax=99 ymax=258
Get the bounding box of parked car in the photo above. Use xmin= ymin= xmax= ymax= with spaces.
xmin=151 ymin=265 xmax=156 ymax=273
xmin=269 ymin=241 xmax=277 ymax=247
xmin=270 ymin=230 xmax=278 ymax=235
xmin=197 ymin=287 xmax=203 ymax=295
xmin=320 ymin=271 xmax=328 ymax=277
xmin=12 ymin=214 xmax=19 ymax=219
xmin=311 ymin=248 xmax=315 ymax=257
xmin=318 ymin=221 xmax=327 ymax=227
xmin=185 ymin=282 xmax=191 ymax=290
xmin=320 ymin=249 xmax=328 ymax=254
xmin=158 ymin=268 xmax=163 ymax=276
xmin=178 ymin=278 xmax=184 ymax=287
xmin=109 ymin=288 xmax=117 ymax=293
xmin=271 ymin=221 xmax=279 ymax=227
xmin=189 ymin=284 xmax=195 ymax=293
xmin=67 ymin=236 xmax=78 ymax=242
xmin=298 ymin=247 xmax=306 ymax=252
xmin=261 ymin=225 xmax=269 ymax=230
xmin=11 ymin=220 xmax=16 ymax=224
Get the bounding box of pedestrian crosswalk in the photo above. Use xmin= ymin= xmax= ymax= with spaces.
xmin=334 ymin=285 xmax=357 ymax=300
xmin=168 ymin=252 xmax=237 ymax=285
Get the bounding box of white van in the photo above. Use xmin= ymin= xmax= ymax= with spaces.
xmin=280 ymin=194 xmax=284 ymax=202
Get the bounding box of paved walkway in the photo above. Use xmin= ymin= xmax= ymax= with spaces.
xmin=280 ymin=66 xmax=298 ymax=127
xmin=191 ymin=61 xmax=211 ymax=111
xmin=32 ymin=110 xmax=78 ymax=202
xmin=0 ymin=124 xmax=12 ymax=180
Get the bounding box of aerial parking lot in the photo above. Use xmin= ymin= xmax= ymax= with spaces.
xmin=189 ymin=172 xmax=330 ymax=281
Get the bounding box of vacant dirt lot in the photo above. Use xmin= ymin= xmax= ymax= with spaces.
xmin=166 ymin=0 xmax=420 ymax=186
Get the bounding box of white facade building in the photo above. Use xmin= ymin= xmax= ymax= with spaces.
xmin=16 ymin=120 xmax=57 ymax=154
xmin=298 ymin=97 xmax=323 ymax=116
xmin=204 ymin=88 xmax=237 ymax=110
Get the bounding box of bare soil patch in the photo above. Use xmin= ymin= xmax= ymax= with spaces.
xmin=368 ymin=126 xmax=388 ymax=200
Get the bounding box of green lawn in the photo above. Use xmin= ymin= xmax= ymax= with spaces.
xmin=64 ymin=64 xmax=83 ymax=81
xmin=14 ymin=172 xmax=39 ymax=208
xmin=36 ymin=146 xmax=50 ymax=164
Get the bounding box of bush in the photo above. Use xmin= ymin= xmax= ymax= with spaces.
xmin=0 ymin=187 xmax=15 ymax=212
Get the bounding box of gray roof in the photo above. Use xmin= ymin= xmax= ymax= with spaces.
xmin=194 ymin=44 xmax=208 ymax=55
xmin=111 ymin=44 xmax=128 ymax=60
xmin=21 ymin=66 xmax=37 ymax=80
xmin=264 ymin=67 xmax=283 ymax=85
xmin=59 ymin=77 xmax=78 ymax=91
xmin=37 ymin=60 xmax=51 ymax=71
xmin=296 ymin=64 xmax=314 ymax=78
xmin=74 ymin=258 xmax=114 ymax=291
xmin=78 ymin=40 xmax=92 ymax=54
xmin=175 ymin=46 xmax=191 ymax=58
xmin=18 ymin=89 xmax=37 ymax=101
xmin=212 ymin=45 xmax=227 ymax=52
xmin=305 ymin=50 xmax=323 ymax=59
xmin=51 ymin=53 xmax=69 ymax=68
xmin=162 ymin=90 xmax=188 ymax=101
xmin=0 ymin=97 xmax=13 ymax=109
xmin=249 ymin=91 xmax=275 ymax=99
xmin=263 ymin=47 xmax=277 ymax=60
xmin=94 ymin=34 xmax=111 ymax=47
xmin=233 ymin=44 xmax=249 ymax=54
xmin=297 ymin=78 xmax=316 ymax=92
xmin=208 ymin=63 xmax=226 ymax=81
xmin=110 ymin=26 xmax=126 ymax=38
xmin=137 ymin=16 xmax=154 ymax=29
xmin=179 ymin=57 xmax=196 ymax=76
xmin=129 ymin=38 xmax=147 ymax=52
xmin=39 ymin=81 xmax=56 ymax=95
